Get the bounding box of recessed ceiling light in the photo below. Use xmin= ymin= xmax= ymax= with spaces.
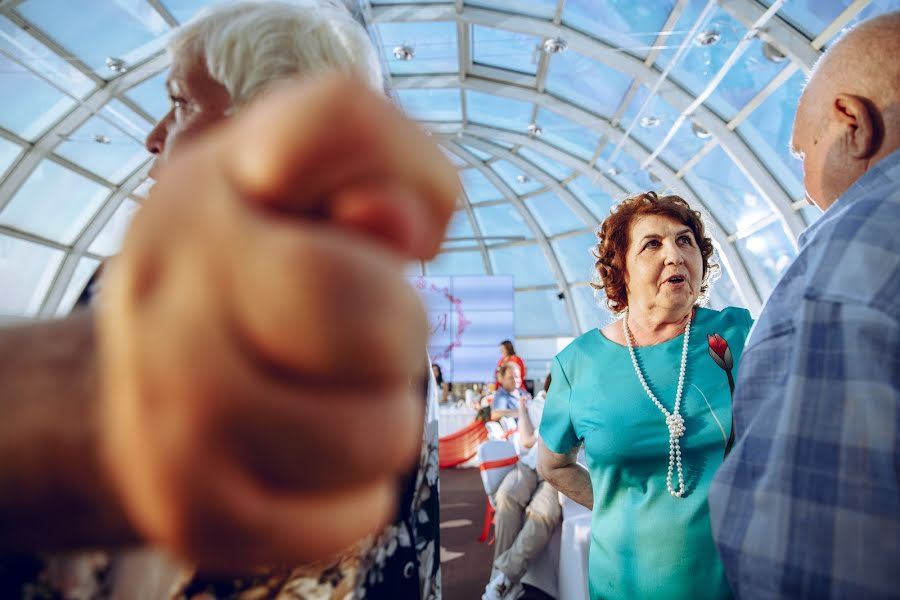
xmin=606 ymin=167 xmax=620 ymax=177
xmin=639 ymin=115 xmax=661 ymax=128
xmin=694 ymin=30 xmax=721 ymax=47
xmin=542 ymin=36 xmax=568 ymax=54
xmin=393 ymin=44 xmax=414 ymax=61
xmin=691 ymin=121 xmax=712 ymax=139
xmin=761 ymin=42 xmax=787 ymax=63
xmin=105 ymin=57 xmax=127 ymax=73
xmin=515 ymin=174 xmax=531 ymax=184
xmin=527 ymin=123 xmax=543 ymax=137
xmin=92 ymin=133 xmax=111 ymax=145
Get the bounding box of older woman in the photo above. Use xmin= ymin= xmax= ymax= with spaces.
xmin=538 ymin=192 xmax=752 ymax=599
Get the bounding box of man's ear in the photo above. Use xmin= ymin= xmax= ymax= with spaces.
xmin=833 ymin=93 xmax=882 ymax=159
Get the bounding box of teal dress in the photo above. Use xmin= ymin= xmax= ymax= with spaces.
xmin=540 ymin=307 xmax=752 ymax=600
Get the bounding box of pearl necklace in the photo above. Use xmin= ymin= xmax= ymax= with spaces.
xmin=622 ymin=308 xmax=691 ymax=498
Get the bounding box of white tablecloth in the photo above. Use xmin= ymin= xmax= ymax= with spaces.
xmin=559 ymin=496 xmax=592 ymax=600
xmin=438 ymin=406 xmax=477 ymax=437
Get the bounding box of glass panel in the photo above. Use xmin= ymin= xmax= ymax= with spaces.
xmin=0 ymin=54 xmax=76 ymax=141
xmin=683 ymin=145 xmax=770 ymax=234
xmin=55 ymin=255 xmax=101 ymax=316
xmin=373 ymin=22 xmax=458 ymax=76
xmin=489 ymin=244 xmax=556 ymax=287
xmin=472 ymin=25 xmax=541 ymax=75
xmin=0 ymin=160 xmax=109 ymax=244
xmin=0 ymin=234 xmax=64 ymax=317
xmin=55 ymin=114 xmax=148 ymax=183
xmin=0 ymin=137 xmax=23 ymax=177
xmin=735 ymin=220 xmax=796 ymax=299
xmin=445 ymin=210 xmax=475 ymax=240
xmin=571 ymin=284 xmax=613 ymax=333
xmin=489 ymin=160 xmax=543 ymax=195
xmin=441 ymin=240 xmax=479 ymax=250
xmin=461 ymin=144 xmax=492 ymax=161
xmin=737 ymin=69 xmax=805 ymax=200
xmin=466 ymin=90 xmax=533 ymax=133
xmin=102 ymin=99 xmax=153 ymax=139
xmin=536 ymin=108 xmax=600 ymax=161
xmin=655 ymin=3 xmax=754 ymax=119
xmin=605 ymin=151 xmax=659 ymax=195
xmin=706 ymin=37 xmax=789 ymax=120
xmin=425 ymin=250 xmax=487 ymax=276
xmin=460 ymin=168 xmax=503 ymax=202
xmin=551 ymin=232 xmax=597 ymax=283
xmin=466 ymin=0 xmax=556 ymax=20
xmin=517 ymin=147 xmax=573 ymax=181
xmin=707 ymin=263 xmax=745 ymax=310
xmin=830 ymin=0 xmax=899 ymax=46
xmin=0 ymin=15 xmax=94 ymax=98
xmin=562 ymin=0 xmax=677 ymax=60
xmin=618 ymin=85 xmax=706 ymax=170
xmin=524 ymin=192 xmax=585 ymax=237
xmin=89 ymin=199 xmax=140 ymax=256
xmin=126 ymin=72 xmax=170 ymax=121
xmin=159 ymin=0 xmax=209 ymax=23
xmin=545 ymin=51 xmax=633 ymax=119
xmin=440 ymin=146 xmax=468 ymax=167
xmin=762 ymin=0 xmax=853 ymax=39
xmin=17 ymin=0 xmax=170 ymax=76
xmin=473 ymin=204 xmax=532 ymax=239
xmin=396 ymin=88 xmax=461 ymax=122
xmin=567 ymin=176 xmax=615 ymax=222
xmin=514 ymin=289 xmax=571 ymax=337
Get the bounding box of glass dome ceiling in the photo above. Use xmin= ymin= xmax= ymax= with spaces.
xmin=0 ymin=0 xmax=896 ymax=343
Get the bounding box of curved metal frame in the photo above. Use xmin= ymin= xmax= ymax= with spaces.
xmin=0 ymin=0 xmax=847 ymax=321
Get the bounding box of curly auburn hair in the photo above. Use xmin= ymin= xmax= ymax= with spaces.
xmin=591 ymin=191 xmax=719 ymax=314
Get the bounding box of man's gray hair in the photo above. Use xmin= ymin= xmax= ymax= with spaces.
xmin=169 ymin=0 xmax=384 ymax=107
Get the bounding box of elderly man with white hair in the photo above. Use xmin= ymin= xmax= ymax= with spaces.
xmin=0 ymin=1 xmax=455 ymax=598
xmin=709 ymin=11 xmax=900 ymax=598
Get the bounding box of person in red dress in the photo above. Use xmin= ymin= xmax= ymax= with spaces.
xmin=495 ymin=340 xmax=526 ymax=386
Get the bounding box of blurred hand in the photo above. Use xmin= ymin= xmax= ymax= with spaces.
xmin=97 ymin=76 xmax=458 ymax=570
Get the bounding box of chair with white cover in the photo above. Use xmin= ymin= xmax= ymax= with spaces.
xmin=476 ymin=440 xmax=560 ymax=599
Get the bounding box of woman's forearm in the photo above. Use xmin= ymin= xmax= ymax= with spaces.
xmin=541 ymin=462 xmax=593 ymax=510
xmin=0 ymin=310 xmax=137 ymax=554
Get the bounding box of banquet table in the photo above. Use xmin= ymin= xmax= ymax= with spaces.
xmin=438 ymin=405 xmax=477 ymax=437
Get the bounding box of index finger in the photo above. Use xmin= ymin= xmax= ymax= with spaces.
xmin=218 ymin=74 xmax=459 ymax=259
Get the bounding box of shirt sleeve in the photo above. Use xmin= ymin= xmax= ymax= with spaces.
xmin=492 ymin=391 xmax=514 ymax=411
xmin=539 ymin=355 xmax=580 ymax=454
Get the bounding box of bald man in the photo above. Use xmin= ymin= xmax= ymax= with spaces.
xmin=708 ymin=12 xmax=900 ymax=598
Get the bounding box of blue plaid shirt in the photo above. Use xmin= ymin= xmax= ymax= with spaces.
xmin=709 ymin=149 xmax=900 ymax=598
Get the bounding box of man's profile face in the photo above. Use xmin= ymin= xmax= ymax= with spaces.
xmin=145 ymin=50 xmax=232 ymax=179
xmin=501 ymin=369 xmax=517 ymax=392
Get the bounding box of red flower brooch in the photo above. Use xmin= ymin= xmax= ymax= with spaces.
xmin=708 ymin=333 xmax=736 ymax=456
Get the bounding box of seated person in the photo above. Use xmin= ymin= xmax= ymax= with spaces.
xmin=483 ymin=374 xmax=559 ymax=600
xmin=491 ymin=364 xmax=531 ymax=420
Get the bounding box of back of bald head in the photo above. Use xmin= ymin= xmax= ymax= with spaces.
xmin=810 ymin=11 xmax=900 ymax=110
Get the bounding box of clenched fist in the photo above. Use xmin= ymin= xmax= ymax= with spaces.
xmin=96 ymin=76 xmax=458 ymax=570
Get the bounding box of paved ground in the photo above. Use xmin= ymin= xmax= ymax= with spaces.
xmin=439 ymin=467 xmax=554 ymax=600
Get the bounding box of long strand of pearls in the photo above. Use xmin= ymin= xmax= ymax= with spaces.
xmin=622 ymin=308 xmax=691 ymax=498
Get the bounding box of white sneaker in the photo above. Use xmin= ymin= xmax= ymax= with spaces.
xmin=482 ymin=572 xmax=512 ymax=600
